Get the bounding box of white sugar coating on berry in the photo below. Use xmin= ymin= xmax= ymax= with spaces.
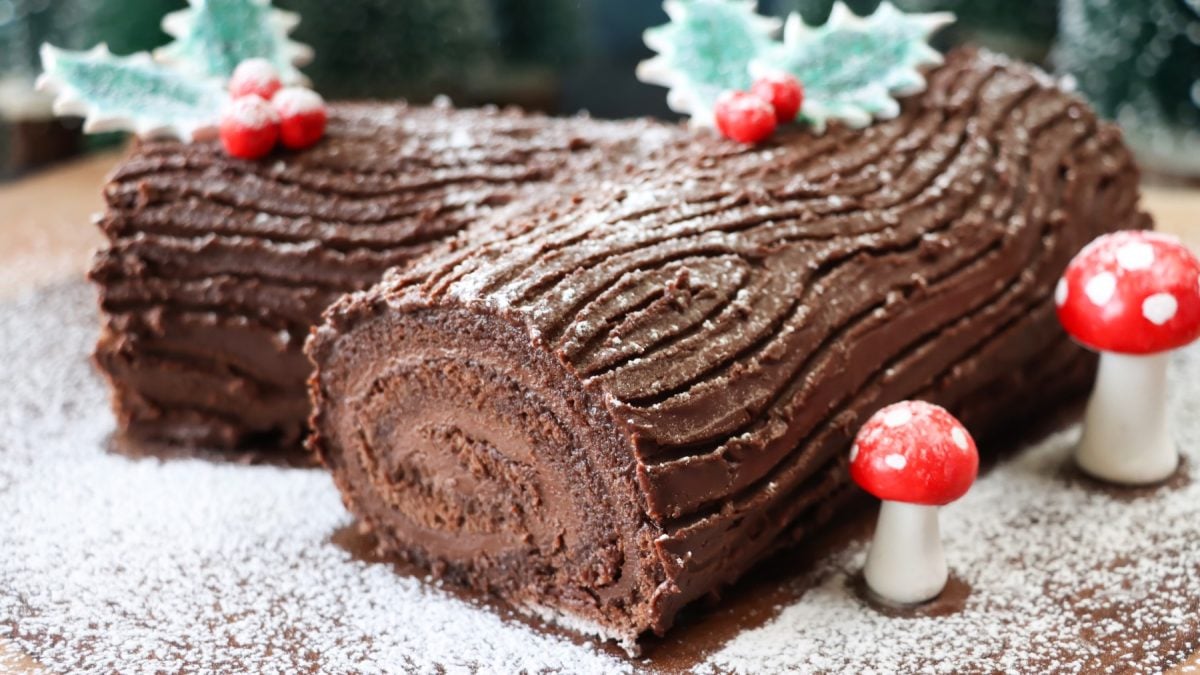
xmin=3 ymin=283 xmax=1200 ymax=674
xmin=233 ymin=58 xmax=280 ymax=87
xmin=222 ymin=96 xmax=279 ymax=130
xmin=882 ymin=406 xmax=913 ymax=427
xmin=1054 ymin=278 xmax=1068 ymax=306
xmin=1084 ymin=271 xmax=1117 ymax=306
xmin=951 ymin=426 xmax=969 ymax=450
xmin=1116 ymin=241 xmax=1156 ymax=271
xmin=273 ymin=87 xmax=326 ymax=117
xmin=716 ymin=90 xmax=742 ymax=106
xmin=1143 ymin=292 xmax=1179 ymax=326
xmin=884 ymin=454 xmax=908 ymax=470
xmin=741 ymin=95 xmax=775 ymax=115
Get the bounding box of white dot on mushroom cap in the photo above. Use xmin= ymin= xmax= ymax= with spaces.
xmin=1116 ymin=241 xmax=1155 ymax=271
xmin=1142 ymin=293 xmax=1178 ymax=326
xmin=1084 ymin=272 xmax=1117 ymax=306
xmin=885 ymin=454 xmax=907 ymax=470
xmin=951 ymin=426 xmax=969 ymax=450
xmin=849 ymin=444 xmax=859 ymax=462
xmin=1055 ymin=278 xmax=1068 ymax=306
xmin=883 ymin=408 xmax=912 ymax=428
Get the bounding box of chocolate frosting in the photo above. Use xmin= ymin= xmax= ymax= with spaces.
xmin=305 ymin=50 xmax=1148 ymax=647
xmin=91 ymin=101 xmax=684 ymax=447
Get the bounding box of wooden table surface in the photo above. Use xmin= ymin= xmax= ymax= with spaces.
xmin=0 ymin=151 xmax=1198 ymax=672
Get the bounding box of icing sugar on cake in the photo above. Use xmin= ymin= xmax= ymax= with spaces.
xmin=1 ymin=283 xmax=1197 ymax=673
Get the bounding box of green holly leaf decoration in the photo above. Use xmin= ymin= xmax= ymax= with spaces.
xmin=155 ymin=0 xmax=313 ymax=85
xmin=637 ymin=0 xmax=781 ymax=126
xmin=756 ymin=2 xmax=952 ymax=132
xmin=37 ymin=44 xmax=229 ymax=141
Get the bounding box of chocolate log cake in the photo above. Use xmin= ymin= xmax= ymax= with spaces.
xmin=90 ymin=102 xmax=688 ymax=448
xmin=306 ymin=50 xmax=1149 ymax=648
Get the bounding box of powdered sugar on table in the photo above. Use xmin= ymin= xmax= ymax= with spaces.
xmin=1 ymin=283 xmax=1197 ymax=674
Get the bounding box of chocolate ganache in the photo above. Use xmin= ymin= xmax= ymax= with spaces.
xmin=90 ymin=102 xmax=687 ymax=448
xmin=306 ymin=50 xmax=1148 ymax=648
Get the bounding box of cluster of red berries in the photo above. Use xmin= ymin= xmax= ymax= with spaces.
xmin=219 ymin=58 xmax=328 ymax=160
xmin=714 ymin=73 xmax=804 ymax=145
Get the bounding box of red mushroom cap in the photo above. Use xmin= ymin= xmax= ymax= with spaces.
xmin=849 ymin=401 xmax=979 ymax=506
xmin=1056 ymin=231 xmax=1200 ymax=355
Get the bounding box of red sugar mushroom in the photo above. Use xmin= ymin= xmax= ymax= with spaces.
xmin=1056 ymin=230 xmax=1200 ymax=485
xmin=850 ymin=400 xmax=979 ymax=605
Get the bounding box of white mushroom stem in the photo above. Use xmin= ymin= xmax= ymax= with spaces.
xmin=863 ymin=501 xmax=948 ymax=605
xmin=1076 ymin=352 xmax=1178 ymax=485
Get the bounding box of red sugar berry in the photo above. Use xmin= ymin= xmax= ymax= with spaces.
xmin=272 ymin=87 xmax=328 ymax=150
xmin=750 ymin=72 xmax=804 ymax=123
xmin=714 ymin=90 xmax=777 ymax=144
xmin=229 ymin=58 xmax=283 ymax=101
xmin=219 ymin=95 xmax=280 ymax=160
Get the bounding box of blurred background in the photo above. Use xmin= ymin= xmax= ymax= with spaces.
xmin=0 ymin=0 xmax=1197 ymax=180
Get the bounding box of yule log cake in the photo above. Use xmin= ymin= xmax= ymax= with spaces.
xmin=90 ymin=104 xmax=687 ymax=448
xmin=305 ymin=49 xmax=1146 ymax=647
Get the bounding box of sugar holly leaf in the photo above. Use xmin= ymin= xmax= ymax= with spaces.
xmin=755 ymin=2 xmax=952 ymax=133
xmin=37 ymin=44 xmax=228 ymax=141
xmin=637 ymin=0 xmax=780 ymax=126
xmin=155 ymin=0 xmax=313 ymax=84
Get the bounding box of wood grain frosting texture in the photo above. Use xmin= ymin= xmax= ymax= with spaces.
xmin=90 ymin=101 xmax=685 ymax=448
xmin=306 ymin=50 xmax=1148 ymax=648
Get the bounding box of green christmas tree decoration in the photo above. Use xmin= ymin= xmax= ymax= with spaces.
xmin=277 ymin=0 xmax=496 ymax=101
xmin=1055 ymin=0 xmax=1200 ymax=177
xmin=37 ymin=44 xmax=227 ymax=140
xmin=637 ymin=0 xmax=782 ymax=125
xmin=761 ymin=2 xmax=951 ymax=131
xmin=489 ymin=0 xmax=584 ymax=66
xmin=47 ymin=0 xmax=185 ymax=57
xmin=156 ymin=0 xmax=313 ymax=85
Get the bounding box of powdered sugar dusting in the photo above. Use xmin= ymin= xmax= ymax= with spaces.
xmin=704 ymin=349 xmax=1200 ymax=674
xmin=1 ymin=283 xmax=1197 ymax=673
xmin=0 ymin=284 xmax=628 ymax=674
